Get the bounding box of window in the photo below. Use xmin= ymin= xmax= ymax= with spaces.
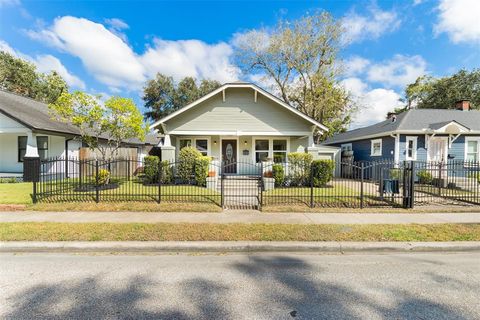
xmin=179 ymin=139 xmax=192 ymax=150
xmin=273 ymin=139 xmax=287 ymax=163
xmin=255 ymin=139 xmax=269 ymax=162
xmin=37 ymin=136 xmax=48 ymax=160
xmin=195 ymin=139 xmax=208 ymax=156
xmin=341 ymin=143 xmax=352 ymax=152
xmin=405 ymin=136 xmax=417 ymax=160
xmin=18 ymin=136 xmax=27 ymax=162
xmin=466 ymin=139 xmax=479 ymax=162
xmin=18 ymin=136 xmax=49 ymax=162
xmin=371 ymin=139 xmax=382 ymax=156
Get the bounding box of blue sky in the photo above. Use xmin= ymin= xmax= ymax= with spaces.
xmin=0 ymin=0 xmax=479 ymax=128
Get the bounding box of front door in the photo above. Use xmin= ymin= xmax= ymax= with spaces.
xmin=222 ymin=140 xmax=237 ymax=174
xmin=428 ymin=137 xmax=447 ymax=163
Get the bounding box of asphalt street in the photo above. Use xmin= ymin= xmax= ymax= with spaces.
xmin=1 ymin=252 xmax=479 ymax=319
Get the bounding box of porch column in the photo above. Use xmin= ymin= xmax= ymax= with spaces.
xmin=306 ymin=135 xmax=319 ymax=160
xmin=25 ymin=132 xmax=39 ymax=158
xmin=159 ymin=134 xmax=175 ymax=164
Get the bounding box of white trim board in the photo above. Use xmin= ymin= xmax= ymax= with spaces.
xmin=151 ymin=83 xmax=328 ymax=132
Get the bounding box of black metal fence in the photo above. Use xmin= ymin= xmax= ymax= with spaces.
xmin=27 ymin=157 xmax=480 ymax=209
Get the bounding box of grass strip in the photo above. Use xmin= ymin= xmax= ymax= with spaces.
xmin=0 ymin=223 xmax=479 ymax=242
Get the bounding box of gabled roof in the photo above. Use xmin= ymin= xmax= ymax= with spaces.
xmin=324 ymin=108 xmax=480 ymax=145
xmin=151 ymin=82 xmax=328 ymax=132
xmin=0 ymin=89 xmax=160 ymax=146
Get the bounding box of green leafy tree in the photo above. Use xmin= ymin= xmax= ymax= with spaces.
xmin=405 ymin=69 xmax=480 ymax=110
xmin=143 ymin=73 xmax=221 ymax=121
xmin=49 ymin=91 xmax=149 ymax=160
xmin=234 ymin=11 xmax=355 ymax=140
xmin=0 ymin=51 xmax=68 ymax=103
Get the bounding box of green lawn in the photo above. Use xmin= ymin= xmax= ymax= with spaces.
xmin=0 ymin=182 xmax=32 ymax=204
xmin=1 ymin=222 xmax=478 ymax=241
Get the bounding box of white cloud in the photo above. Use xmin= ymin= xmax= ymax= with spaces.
xmin=27 ymin=16 xmax=239 ymax=90
xmin=141 ymin=39 xmax=238 ymax=83
xmin=413 ymin=0 xmax=423 ymax=6
xmin=435 ymin=0 xmax=480 ymax=44
xmin=0 ymin=39 xmax=85 ymax=89
xmin=33 ymin=55 xmax=85 ymax=89
xmin=366 ymin=54 xmax=427 ymax=88
xmin=104 ymin=18 xmax=129 ymax=30
xmin=342 ymin=6 xmax=401 ymax=43
xmin=342 ymin=77 xmax=403 ymax=128
xmin=344 ymin=56 xmax=371 ymax=76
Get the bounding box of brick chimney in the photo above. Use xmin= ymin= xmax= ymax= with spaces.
xmin=456 ymin=99 xmax=470 ymax=111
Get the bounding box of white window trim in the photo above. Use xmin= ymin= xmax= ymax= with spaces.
xmin=464 ymin=137 xmax=480 ymax=163
xmin=341 ymin=143 xmax=352 ymax=152
xmin=177 ymin=137 xmax=211 ymax=157
xmin=405 ymin=136 xmax=418 ymax=161
xmin=370 ymin=138 xmax=382 ymax=157
xmin=252 ymin=137 xmax=290 ymax=163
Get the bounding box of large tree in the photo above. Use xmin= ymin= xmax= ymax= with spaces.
xmin=405 ymin=69 xmax=480 ymax=110
xmin=234 ymin=11 xmax=354 ymax=140
xmin=143 ymin=74 xmax=221 ymax=121
xmin=50 ymin=91 xmax=149 ymax=161
xmin=0 ymin=51 xmax=68 ymax=103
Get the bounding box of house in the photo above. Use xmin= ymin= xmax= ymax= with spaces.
xmin=152 ymin=82 xmax=338 ymax=174
xmin=322 ymin=100 xmax=480 ymax=164
xmin=0 ymin=89 xmax=158 ymax=176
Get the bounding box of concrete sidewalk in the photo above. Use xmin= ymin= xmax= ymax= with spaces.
xmin=1 ymin=211 xmax=480 ymax=224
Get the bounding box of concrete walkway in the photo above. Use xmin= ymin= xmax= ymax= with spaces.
xmin=1 ymin=211 xmax=480 ymax=224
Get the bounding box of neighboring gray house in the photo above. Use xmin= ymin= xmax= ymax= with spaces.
xmin=0 ymin=89 xmax=158 ymax=175
xmin=323 ymin=100 xmax=480 ymax=164
xmin=152 ymin=82 xmax=339 ymax=173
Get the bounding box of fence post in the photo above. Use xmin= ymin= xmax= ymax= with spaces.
xmin=310 ymin=163 xmax=314 ymax=208
xmin=260 ymin=161 xmax=264 ymax=209
xmin=410 ymin=160 xmax=416 ymax=208
xmin=32 ymin=182 xmax=37 ymax=204
xmin=95 ymin=160 xmax=99 ymax=203
xmin=360 ymin=162 xmax=364 ymax=209
xmin=438 ymin=162 xmax=442 ymax=197
xmin=158 ymin=159 xmax=162 ymax=204
xmin=221 ymin=161 xmax=225 ymax=208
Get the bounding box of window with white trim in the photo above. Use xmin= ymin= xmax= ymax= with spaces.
xmin=179 ymin=139 xmax=192 ymax=150
xmin=466 ymin=138 xmax=479 ymax=162
xmin=405 ymin=136 xmax=417 ymax=160
xmin=341 ymin=143 xmax=352 ymax=152
xmin=255 ymin=139 xmax=269 ymax=163
xmin=195 ymin=139 xmax=208 ymax=156
xmin=370 ymin=139 xmax=382 ymax=156
xmin=273 ymin=139 xmax=287 ymax=163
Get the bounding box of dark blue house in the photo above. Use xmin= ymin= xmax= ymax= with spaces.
xmin=323 ymin=100 xmax=480 ymax=164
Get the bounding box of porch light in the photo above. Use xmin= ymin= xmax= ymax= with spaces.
xmin=244 ymin=140 xmax=247 ymax=146
xmin=214 ymin=140 xmax=217 ymax=145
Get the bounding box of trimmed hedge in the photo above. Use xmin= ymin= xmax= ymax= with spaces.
xmin=195 ymin=156 xmax=211 ymax=187
xmin=287 ymin=152 xmax=313 ymax=186
xmin=178 ymin=147 xmax=203 ymax=182
xmin=311 ymin=160 xmax=335 ymax=187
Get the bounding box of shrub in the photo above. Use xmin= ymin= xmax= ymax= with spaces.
xmin=287 ymin=152 xmax=313 ymax=186
xmin=417 ymin=170 xmax=433 ymax=184
xmin=389 ymin=168 xmax=402 ymax=180
xmin=160 ymin=160 xmax=173 ymax=184
xmin=195 ymin=156 xmax=211 ymax=187
xmin=311 ymin=160 xmax=335 ymax=187
xmin=96 ymin=169 xmax=110 ymax=185
xmin=178 ymin=147 xmax=203 ymax=181
xmin=0 ymin=177 xmax=18 ymax=183
xmin=272 ymin=163 xmax=285 ymax=187
xmin=144 ymin=156 xmax=160 ymax=184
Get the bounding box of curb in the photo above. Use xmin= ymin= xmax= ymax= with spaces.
xmin=1 ymin=241 xmax=480 ymax=253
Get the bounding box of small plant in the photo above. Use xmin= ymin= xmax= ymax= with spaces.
xmin=263 ymin=171 xmax=273 ymax=178
xmin=96 ymin=169 xmax=110 ymax=185
xmin=311 ymin=160 xmax=335 ymax=187
xmin=417 ymin=170 xmax=433 ymax=184
xmin=195 ymin=156 xmax=211 ymax=187
xmin=0 ymin=177 xmax=18 ymax=183
xmin=287 ymin=152 xmax=313 ymax=186
xmin=160 ymin=160 xmax=173 ymax=184
xmin=272 ymin=164 xmax=285 ymax=187
xmin=389 ymin=168 xmax=402 ymax=180
xmin=144 ymin=156 xmax=160 ymax=184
